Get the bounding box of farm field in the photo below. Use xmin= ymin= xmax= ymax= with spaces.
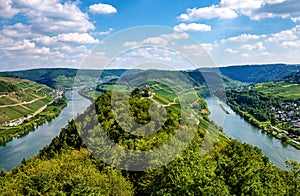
xmin=254 ymin=81 xmax=300 ymax=99
xmin=0 ymin=77 xmax=54 ymax=124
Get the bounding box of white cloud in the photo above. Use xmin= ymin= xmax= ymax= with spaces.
xmin=89 ymin=3 xmax=117 ymax=14
xmin=291 ymin=17 xmax=300 ymax=22
xmin=0 ymin=0 xmax=20 ymax=18
xmin=178 ymin=5 xmax=237 ymax=21
xmin=222 ymin=34 xmax=261 ymax=43
xmin=10 ymin=0 xmax=94 ymax=34
xmin=33 ymin=33 xmax=99 ymax=45
xmin=225 ymin=48 xmax=238 ymax=53
xmin=160 ymin=32 xmax=189 ymax=40
xmin=4 ymin=39 xmax=35 ymax=51
xmin=183 ymin=44 xmax=213 ymax=56
xmin=0 ymin=23 xmax=38 ymax=39
xmin=92 ymin=28 xmax=114 ymax=36
xmin=56 ymin=33 xmax=99 ymax=44
xmin=123 ymin=32 xmax=189 ymax=48
xmin=173 ymin=23 xmax=211 ymax=32
xmin=240 ymin=42 xmax=265 ymax=51
xmin=266 ymin=25 xmax=300 ymax=42
xmin=282 ymin=40 xmax=300 ymax=47
xmin=123 ymin=37 xmax=168 ymax=47
xmin=178 ymin=0 xmax=299 ymax=21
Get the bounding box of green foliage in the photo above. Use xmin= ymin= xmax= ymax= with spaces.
xmin=0 ymin=80 xmax=19 ymax=92
xmin=0 ymin=149 xmax=134 ymax=195
xmin=220 ymin=64 xmax=300 ymax=83
xmin=1 ymin=89 xmax=299 ymax=195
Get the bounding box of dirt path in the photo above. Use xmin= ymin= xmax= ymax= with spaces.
xmin=0 ymin=96 xmax=46 ymax=108
xmin=32 ymin=101 xmax=52 ymax=116
xmin=145 ymin=94 xmax=178 ymax=107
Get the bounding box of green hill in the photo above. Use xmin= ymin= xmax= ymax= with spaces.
xmin=0 ymin=76 xmax=66 ymax=145
xmin=282 ymin=71 xmax=300 ymax=84
xmin=219 ymin=64 xmax=300 ymax=83
xmin=0 ymin=68 xmax=128 ymax=89
xmin=0 ymin=90 xmax=298 ymax=195
xmin=0 ymin=77 xmax=53 ymax=123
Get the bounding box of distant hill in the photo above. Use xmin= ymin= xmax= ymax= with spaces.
xmin=1 ymin=64 xmax=298 ymax=89
xmin=219 ymin=64 xmax=300 ymax=83
xmin=0 ymin=68 xmax=133 ymax=89
xmin=281 ymin=71 xmax=300 ymax=84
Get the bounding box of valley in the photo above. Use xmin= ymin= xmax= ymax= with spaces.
xmin=0 ymin=76 xmax=67 ymax=145
xmin=0 ymin=66 xmax=299 ymax=195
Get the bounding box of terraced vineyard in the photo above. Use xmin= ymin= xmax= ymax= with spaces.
xmin=0 ymin=77 xmax=54 ymax=124
xmin=0 ymin=76 xmax=67 ymax=145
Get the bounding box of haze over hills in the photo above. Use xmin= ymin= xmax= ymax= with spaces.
xmin=1 ymin=64 xmax=299 ymax=89
xmin=219 ymin=64 xmax=300 ymax=83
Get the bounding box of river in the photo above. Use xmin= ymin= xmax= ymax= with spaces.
xmin=0 ymin=92 xmax=299 ymax=171
xmin=0 ymin=90 xmax=91 ymax=171
xmin=205 ymin=96 xmax=300 ymax=170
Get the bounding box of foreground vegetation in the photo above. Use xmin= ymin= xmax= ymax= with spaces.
xmin=0 ymin=77 xmax=67 ymax=146
xmin=0 ymin=90 xmax=299 ymax=195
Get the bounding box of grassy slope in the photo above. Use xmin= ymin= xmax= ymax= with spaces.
xmin=0 ymin=77 xmax=53 ymax=124
xmin=0 ymin=76 xmax=68 ymax=146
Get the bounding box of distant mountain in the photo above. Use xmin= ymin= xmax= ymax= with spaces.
xmin=219 ymin=64 xmax=300 ymax=83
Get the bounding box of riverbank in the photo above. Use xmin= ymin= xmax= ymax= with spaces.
xmin=205 ymin=97 xmax=300 ymax=170
xmin=0 ymin=95 xmax=67 ymax=146
xmin=0 ymin=90 xmax=92 ymax=171
xmin=219 ymin=103 xmax=230 ymax=114
xmin=226 ymin=101 xmax=300 ymax=150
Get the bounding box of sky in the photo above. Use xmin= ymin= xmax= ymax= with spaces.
xmin=1 ymin=0 xmax=300 ymax=71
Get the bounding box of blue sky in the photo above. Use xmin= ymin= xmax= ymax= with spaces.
xmin=1 ymin=0 xmax=300 ymax=70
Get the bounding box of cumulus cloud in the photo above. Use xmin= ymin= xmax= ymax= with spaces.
xmin=3 ymin=39 xmax=35 ymax=51
xmin=33 ymin=33 xmax=99 ymax=46
xmin=123 ymin=32 xmax=189 ymax=47
xmin=178 ymin=0 xmax=300 ymax=21
xmin=0 ymin=0 xmax=20 ymax=18
xmin=4 ymin=0 xmax=95 ymax=34
xmin=178 ymin=5 xmax=237 ymax=21
xmin=256 ymin=0 xmax=300 ymax=21
xmin=55 ymin=33 xmax=99 ymax=44
xmin=282 ymin=40 xmax=300 ymax=47
xmin=225 ymin=48 xmax=238 ymax=53
xmin=173 ymin=23 xmax=211 ymax=32
xmin=89 ymin=3 xmax=117 ymax=14
xmin=221 ymin=34 xmax=262 ymax=43
xmin=92 ymin=28 xmax=114 ymax=36
xmin=266 ymin=25 xmax=300 ymax=42
xmin=240 ymin=42 xmax=266 ymax=51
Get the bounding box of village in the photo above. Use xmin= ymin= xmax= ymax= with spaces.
xmin=2 ymin=89 xmax=64 ymax=127
xmin=270 ymin=101 xmax=300 ymax=129
xmin=270 ymin=101 xmax=300 ymax=145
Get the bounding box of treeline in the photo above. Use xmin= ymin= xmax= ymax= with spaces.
xmin=0 ymin=80 xmax=19 ymax=93
xmin=0 ymin=92 xmax=299 ymax=195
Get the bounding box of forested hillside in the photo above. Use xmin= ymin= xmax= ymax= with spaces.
xmin=0 ymin=68 xmax=128 ymax=89
xmin=0 ymin=91 xmax=299 ymax=195
xmin=220 ymin=64 xmax=300 ymax=83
